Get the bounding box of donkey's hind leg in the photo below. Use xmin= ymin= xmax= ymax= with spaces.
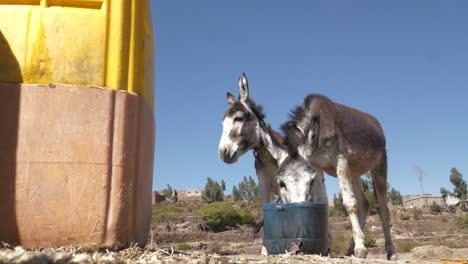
xmin=371 ymin=152 xmax=397 ymax=261
xmin=346 ymin=176 xmax=369 ymax=256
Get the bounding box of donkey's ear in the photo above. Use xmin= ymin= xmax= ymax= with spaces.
xmin=227 ymin=92 xmax=236 ymax=105
xmin=238 ymin=73 xmax=249 ymax=102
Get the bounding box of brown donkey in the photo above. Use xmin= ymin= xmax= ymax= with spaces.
xmin=281 ymin=94 xmax=396 ymax=260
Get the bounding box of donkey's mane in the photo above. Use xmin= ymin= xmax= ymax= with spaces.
xmin=245 ymin=98 xmax=266 ymax=120
xmin=283 ymin=94 xmax=320 ymax=125
xmin=280 ymin=94 xmax=320 ymax=153
xmin=245 ymin=98 xmax=288 ymax=149
xmin=280 ymin=120 xmax=303 ymax=154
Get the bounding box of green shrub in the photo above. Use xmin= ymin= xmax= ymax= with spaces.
xmin=332 ymin=193 xmax=348 ymax=217
xmin=329 ymin=207 xmax=346 ymax=218
xmin=237 ymin=200 xmax=262 ymax=216
xmin=430 ymin=203 xmax=442 ymax=214
xmin=331 ymin=233 xmax=347 ymax=256
xmin=344 ymin=223 xmax=352 ymax=230
xmin=175 ymin=243 xmax=190 ymax=251
xmin=396 ymin=241 xmax=424 ymax=252
xmin=364 ymin=231 xmax=377 ymax=248
xmin=448 ymin=205 xmax=456 ymax=213
xmin=363 ymin=191 xmax=377 ymax=215
xmin=239 ymin=212 xmax=255 ymax=225
xmin=152 ymin=202 xmax=185 ymax=223
xmin=197 ymin=202 xmax=242 ymax=231
xmin=412 ymin=208 xmax=423 ymax=220
xmin=456 ymin=213 xmax=468 ymax=226
xmin=400 ymin=213 xmax=410 ymax=220
xmin=328 ymin=207 xmax=339 ymax=217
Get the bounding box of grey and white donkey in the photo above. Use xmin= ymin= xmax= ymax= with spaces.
xmin=219 ymin=73 xmax=288 ymax=205
xmin=280 ymin=94 xmax=397 ymax=260
xmin=275 ymin=152 xmax=328 ymax=205
xmin=274 ymin=151 xmax=332 ymax=254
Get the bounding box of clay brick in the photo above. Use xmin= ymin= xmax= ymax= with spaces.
xmin=0 ymin=83 xmax=155 ymax=249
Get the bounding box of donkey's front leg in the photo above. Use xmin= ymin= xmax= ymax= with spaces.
xmin=336 ymin=155 xmax=367 ymax=258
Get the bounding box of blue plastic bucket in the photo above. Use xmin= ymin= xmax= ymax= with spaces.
xmin=263 ymin=202 xmax=329 ymax=255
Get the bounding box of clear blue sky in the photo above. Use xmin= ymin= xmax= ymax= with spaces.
xmin=150 ymin=1 xmax=468 ymax=199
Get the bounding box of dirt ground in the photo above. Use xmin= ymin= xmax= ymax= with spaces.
xmin=1 ymin=204 xmax=466 ymax=263
xmin=147 ymin=203 xmax=468 ymax=263
xmin=0 ymin=245 xmax=467 ymax=264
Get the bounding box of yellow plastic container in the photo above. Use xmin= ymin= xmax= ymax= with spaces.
xmin=0 ymin=0 xmax=155 ymax=249
xmin=0 ymin=0 xmax=154 ymax=105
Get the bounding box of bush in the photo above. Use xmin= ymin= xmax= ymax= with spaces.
xmin=448 ymin=205 xmax=456 ymax=213
xmin=333 ymin=193 xmax=348 ymax=217
xmin=400 ymin=213 xmax=410 ymax=220
xmin=396 ymin=241 xmax=424 ymax=252
xmin=364 ymin=231 xmax=377 ymax=248
xmin=328 ymin=207 xmax=341 ymax=217
xmin=363 ymin=191 xmax=377 ymax=215
xmin=152 ymin=201 xmax=185 ymax=223
xmin=239 ymin=212 xmax=255 ymax=225
xmin=175 ymin=243 xmax=190 ymax=251
xmin=412 ymin=208 xmax=423 ymax=220
xmin=456 ymin=213 xmax=468 ymax=226
xmin=331 ymin=233 xmax=347 ymax=256
xmin=197 ymin=202 xmax=242 ymax=231
xmin=430 ymin=203 xmax=442 ymax=214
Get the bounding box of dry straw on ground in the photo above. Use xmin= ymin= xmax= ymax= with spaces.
xmin=2 ymin=243 xmax=462 ymax=264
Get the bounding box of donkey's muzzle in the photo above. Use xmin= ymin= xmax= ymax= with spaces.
xmin=220 ymin=148 xmax=237 ymax=164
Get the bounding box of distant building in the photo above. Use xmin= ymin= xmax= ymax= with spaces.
xmin=402 ymin=194 xmax=445 ymax=208
xmin=178 ymin=189 xmax=203 ymax=201
xmin=445 ymin=196 xmax=461 ymax=206
xmin=152 ymin=189 xmax=203 ymax=203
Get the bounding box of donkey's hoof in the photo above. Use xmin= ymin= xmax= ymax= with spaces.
xmin=261 ymin=246 xmax=268 ymax=256
xmin=388 ymin=253 xmax=398 ymax=261
xmin=353 ymin=247 xmax=368 ymax=259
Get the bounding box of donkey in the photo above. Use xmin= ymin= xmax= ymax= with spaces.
xmin=275 ymin=152 xmax=328 ymax=205
xmin=218 ymin=73 xmax=288 ymax=205
xmin=275 ymin=151 xmax=332 ymax=254
xmin=280 ymin=94 xmax=397 ymax=260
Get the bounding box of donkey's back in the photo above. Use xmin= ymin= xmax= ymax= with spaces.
xmin=334 ymin=101 xmax=386 ymax=151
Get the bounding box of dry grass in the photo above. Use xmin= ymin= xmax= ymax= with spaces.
xmin=0 ymin=245 xmax=441 ymax=264
xmin=0 ymin=244 xmax=216 ymax=264
xmin=396 ymin=241 xmax=425 ymax=252
xmin=330 ymin=233 xmax=348 ymax=256
xmin=2 ymin=207 xmax=466 ymax=263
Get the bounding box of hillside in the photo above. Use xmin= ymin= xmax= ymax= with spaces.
xmin=151 ymin=201 xmax=468 ymax=261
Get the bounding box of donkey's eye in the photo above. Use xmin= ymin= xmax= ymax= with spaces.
xmin=233 ymin=116 xmax=243 ymax=123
